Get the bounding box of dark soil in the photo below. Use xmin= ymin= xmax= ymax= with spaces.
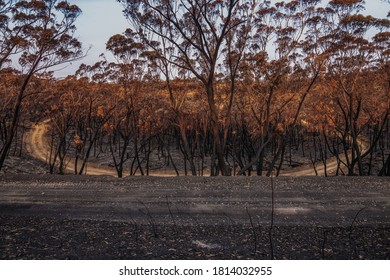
xmin=1 ymin=215 xmax=389 ymax=260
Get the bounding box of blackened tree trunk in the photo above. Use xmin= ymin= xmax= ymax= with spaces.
xmin=379 ymin=154 xmax=390 ymax=176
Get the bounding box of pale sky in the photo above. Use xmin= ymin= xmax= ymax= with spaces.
xmin=55 ymin=0 xmax=389 ymax=78
xmin=57 ymin=0 xmax=128 ymax=77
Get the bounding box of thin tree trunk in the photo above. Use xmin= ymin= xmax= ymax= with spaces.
xmin=0 ymin=69 xmax=35 ymax=170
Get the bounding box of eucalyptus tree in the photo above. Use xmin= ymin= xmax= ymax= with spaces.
xmin=105 ymin=29 xmax=150 ymax=178
xmin=237 ymin=0 xmax=321 ymax=176
xmin=320 ymin=0 xmax=390 ymax=175
xmin=374 ymin=10 xmax=390 ymax=175
xmin=118 ymin=0 xmax=257 ymax=176
xmin=0 ymin=0 xmax=25 ymax=69
xmin=141 ymin=29 xmax=200 ymax=176
xmin=0 ymin=0 xmax=84 ymax=171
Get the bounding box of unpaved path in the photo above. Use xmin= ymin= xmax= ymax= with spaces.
xmin=281 ymin=157 xmax=339 ymax=176
xmin=25 ymin=121 xmax=120 ymax=176
xmin=25 ymin=120 xmax=367 ymax=177
xmin=1 ymin=175 xmax=389 ymax=226
xmin=24 ymin=121 xmax=180 ymax=177
xmin=1 ymin=175 xmax=389 ymax=260
xmin=280 ymin=139 xmax=368 ymax=176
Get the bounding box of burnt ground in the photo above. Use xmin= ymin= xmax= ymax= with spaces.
xmin=0 ymin=175 xmax=389 ymax=260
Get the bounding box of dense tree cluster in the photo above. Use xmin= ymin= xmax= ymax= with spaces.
xmin=0 ymin=0 xmax=83 ymax=170
xmin=1 ymin=0 xmax=389 ymax=176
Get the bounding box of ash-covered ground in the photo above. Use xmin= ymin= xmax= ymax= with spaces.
xmin=0 ymin=175 xmax=389 ymax=259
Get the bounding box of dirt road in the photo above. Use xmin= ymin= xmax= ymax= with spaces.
xmin=1 ymin=175 xmax=389 ymax=259
xmin=25 ymin=121 xmax=118 ymax=176
xmin=24 ymin=121 xmax=183 ymax=177
xmin=280 ymin=139 xmax=368 ymax=176
xmin=24 ymin=120 xmax=369 ymax=177
xmin=1 ymin=175 xmax=389 ymax=226
xmin=281 ymin=158 xmax=339 ymax=176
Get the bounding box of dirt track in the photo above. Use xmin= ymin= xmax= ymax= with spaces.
xmin=25 ymin=120 xmax=368 ymax=177
xmin=25 ymin=121 xmax=118 ymax=176
xmin=1 ymin=175 xmax=389 ymax=226
xmin=24 ymin=121 xmax=182 ymax=176
xmin=1 ymin=175 xmax=389 ymax=259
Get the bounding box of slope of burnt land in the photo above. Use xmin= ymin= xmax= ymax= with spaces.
xmin=0 ymin=175 xmax=389 ymax=259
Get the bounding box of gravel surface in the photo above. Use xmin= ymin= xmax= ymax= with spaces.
xmin=0 ymin=175 xmax=389 ymax=259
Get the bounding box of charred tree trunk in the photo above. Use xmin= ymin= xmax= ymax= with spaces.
xmin=0 ymin=70 xmax=35 ymax=170
xmin=207 ymin=83 xmax=231 ymax=176
xmin=379 ymin=154 xmax=390 ymax=176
